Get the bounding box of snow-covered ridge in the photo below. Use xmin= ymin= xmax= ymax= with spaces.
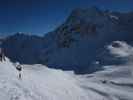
xmin=108 ymin=41 xmax=133 ymax=58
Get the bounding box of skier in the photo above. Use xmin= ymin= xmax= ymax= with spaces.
xmin=16 ymin=62 xmax=22 ymax=79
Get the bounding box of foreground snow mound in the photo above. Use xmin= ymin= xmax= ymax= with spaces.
xmin=0 ymin=59 xmax=89 ymax=100
xmin=77 ymin=63 xmax=133 ymax=100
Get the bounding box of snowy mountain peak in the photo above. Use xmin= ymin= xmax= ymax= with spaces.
xmin=66 ymin=7 xmax=104 ymax=25
xmin=70 ymin=6 xmax=103 ymax=18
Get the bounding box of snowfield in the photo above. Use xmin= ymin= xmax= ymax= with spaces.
xmin=0 ymin=41 xmax=133 ymax=100
xmin=0 ymin=60 xmax=89 ymax=100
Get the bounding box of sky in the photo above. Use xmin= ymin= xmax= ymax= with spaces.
xmin=0 ymin=0 xmax=133 ymax=36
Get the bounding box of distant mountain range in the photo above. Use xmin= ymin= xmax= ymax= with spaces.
xmin=2 ymin=7 xmax=133 ymax=74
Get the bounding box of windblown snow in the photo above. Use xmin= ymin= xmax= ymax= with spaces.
xmin=0 ymin=41 xmax=133 ymax=100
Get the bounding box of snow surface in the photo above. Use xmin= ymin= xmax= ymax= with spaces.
xmin=0 ymin=41 xmax=133 ymax=100
xmin=0 ymin=59 xmax=89 ymax=100
xmin=107 ymin=41 xmax=133 ymax=58
xmin=109 ymin=15 xmax=119 ymax=20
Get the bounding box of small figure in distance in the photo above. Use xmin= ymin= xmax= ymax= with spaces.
xmin=0 ymin=48 xmax=6 ymax=62
xmin=101 ymin=80 xmax=107 ymax=84
xmin=15 ymin=62 xmax=22 ymax=80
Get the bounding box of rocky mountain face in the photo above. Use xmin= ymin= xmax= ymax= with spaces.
xmin=2 ymin=7 xmax=133 ymax=74
xmin=2 ymin=33 xmax=46 ymax=64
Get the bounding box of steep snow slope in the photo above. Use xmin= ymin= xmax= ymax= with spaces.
xmin=0 ymin=58 xmax=89 ymax=100
xmin=0 ymin=41 xmax=133 ymax=100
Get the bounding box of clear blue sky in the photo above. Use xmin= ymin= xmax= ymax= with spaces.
xmin=0 ymin=0 xmax=133 ymax=36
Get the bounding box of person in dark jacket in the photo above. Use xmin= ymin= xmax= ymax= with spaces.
xmin=16 ymin=62 xmax=22 ymax=79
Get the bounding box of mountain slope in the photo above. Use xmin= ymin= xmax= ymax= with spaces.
xmin=2 ymin=7 xmax=133 ymax=73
